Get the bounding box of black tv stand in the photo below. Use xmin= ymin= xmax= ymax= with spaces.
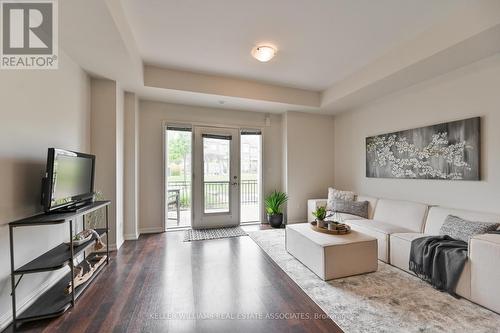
xmin=8 ymin=201 xmax=111 ymax=331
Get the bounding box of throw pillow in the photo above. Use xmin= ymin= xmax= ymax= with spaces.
xmin=439 ymin=215 xmax=500 ymax=243
xmin=331 ymin=199 xmax=369 ymax=219
xmin=326 ymin=187 xmax=355 ymax=210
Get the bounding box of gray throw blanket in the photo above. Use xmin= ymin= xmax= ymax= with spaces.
xmin=409 ymin=235 xmax=468 ymax=297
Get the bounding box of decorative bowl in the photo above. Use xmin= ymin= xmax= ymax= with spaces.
xmin=64 ymin=234 xmax=92 ymax=246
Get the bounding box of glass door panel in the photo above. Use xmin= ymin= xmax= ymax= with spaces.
xmin=165 ymin=126 xmax=192 ymax=229
xmin=240 ymin=131 xmax=261 ymax=223
xmin=203 ymin=136 xmax=230 ymax=213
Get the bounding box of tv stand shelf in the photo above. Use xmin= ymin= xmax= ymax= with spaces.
xmin=15 ymin=228 xmax=107 ymax=274
xmin=16 ymin=252 xmax=107 ymax=322
xmin=9 ymin=201 xmax=110 ymax=226
xmin=17 ymin=273 xmax=73 ymax=322
xmin=8 ymin=200 xmax=111 ymax=330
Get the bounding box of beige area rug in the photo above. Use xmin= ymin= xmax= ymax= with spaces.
xmin=248 ymin=229 xmax=500 ymax=333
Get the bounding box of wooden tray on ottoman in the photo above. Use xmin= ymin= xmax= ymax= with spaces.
xmin=310 ymin=221 xmax=351 ymax=235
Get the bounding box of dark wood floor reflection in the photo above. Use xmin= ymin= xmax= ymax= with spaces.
xmin=6 ymin=225 xmax=342 ymax=333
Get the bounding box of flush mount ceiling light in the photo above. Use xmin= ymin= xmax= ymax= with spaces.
xmin=251 ymin=45 xmax=276 ymax=62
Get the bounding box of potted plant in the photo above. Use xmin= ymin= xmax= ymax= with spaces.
xmin=264 ymin=190 xmax=288 ymax=228
xmin=312 ymin=206 xmax=327 ymax=228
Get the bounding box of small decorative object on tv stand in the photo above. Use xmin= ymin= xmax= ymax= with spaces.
xmin=8 ymin=200 xmax=111 ymax=330
xmin=64 ymin=254 xmax=107 ymax=294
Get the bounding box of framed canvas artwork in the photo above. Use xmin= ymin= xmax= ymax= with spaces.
xmin=366 ymin=117 xmax=480 ymax=180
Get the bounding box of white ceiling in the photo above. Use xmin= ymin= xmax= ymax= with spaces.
xmin=122 ymin=0 xmax=466 ymax=91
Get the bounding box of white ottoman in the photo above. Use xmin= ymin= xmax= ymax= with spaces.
xmin=286 ymin=223 xmax=378 ymax=280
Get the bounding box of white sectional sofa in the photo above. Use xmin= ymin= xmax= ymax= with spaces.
xmin=307 ymin=196 xmax=500 ymax=314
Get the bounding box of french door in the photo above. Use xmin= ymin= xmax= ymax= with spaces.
xmin=192 ymin=126 xmax=240 ymax=229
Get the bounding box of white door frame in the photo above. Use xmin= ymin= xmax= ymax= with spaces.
xmin=163 ymin=120 xmax=265 ymax=230
xmin=192 ymin=126 xmax=240 ymax=229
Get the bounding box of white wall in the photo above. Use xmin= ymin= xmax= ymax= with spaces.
xmin=334 ymin=54 xmax=500 ymax=213
xmin=124 ymin=92 xmax=139 ymax=239
xmin=144 ymin=65 xmax=321 ymax=107
xmin=0 ymin=52 xmax=90 ymax=329
xmin=90 ymin=79 xmax=124 ymax=249
xmin=282 ymin=112 xmax=335 ymax=223
xmin=115 ymin=86 xmax=124 ymax=248
xmin=138 ymin=101 xmax=283 ymax=232
xmin=281 ymin=114 xmax=289 ymax=222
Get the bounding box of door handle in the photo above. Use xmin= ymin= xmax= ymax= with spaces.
xmin=231 ymin=182 xmax=239 ymax=186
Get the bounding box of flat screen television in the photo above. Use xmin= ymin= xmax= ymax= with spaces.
xmin=42 ymin=148 xmax=95 ymax=212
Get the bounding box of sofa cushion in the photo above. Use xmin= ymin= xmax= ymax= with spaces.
xmin=470 ymin=234 xmax=500 ymax=313
xmin=338 ymin=213 xmax=365 ymax=221
xmin=345 ymin=220 xmax=413 ymax=263
xmin=357 ymin=195 xmax=378 ymax=219
xmin=330 ymin=199 xmax=369 ymax=219
xmin=425 ymin=206 xmax=500 ymax=235
xmin=326 ymin=188 xmax=355 ymax=210
xmin=390 ymin=232 xmax=426 ymax=272
xmin=439 ymin=215 xmax=500 ymax=243
xmin=390 ymin=232 xmax=471 ymax=299
xmin=372 ymin=199 xmax=428 ymax=233
xmin=347 ymin=219 xmax=414 ymax=235
xmin=391 ymin=232 xmax=426 ymax=242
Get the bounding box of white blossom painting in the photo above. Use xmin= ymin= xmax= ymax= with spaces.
xmin=366 ymin=117 xmax=480 ymax=180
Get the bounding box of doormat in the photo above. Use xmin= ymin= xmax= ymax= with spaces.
xmin=183 ymin=227 xmax=248 ymax=242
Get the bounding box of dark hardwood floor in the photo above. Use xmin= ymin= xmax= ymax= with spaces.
xmin=5 ymin=225 xmax=342 ymax=333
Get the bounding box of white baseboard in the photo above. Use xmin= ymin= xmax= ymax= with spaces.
xmin=139 ymin=226 xmax=165 ymax=234
xmin=124 ymin=233 xmax=139 ymax=240
xmin=0 ymin=269 xmax=68 ymax=332
xmin=107 ymin=243 xmax=118 ymax=251
xmin=116 ymin=238 xmax=124 ymax=250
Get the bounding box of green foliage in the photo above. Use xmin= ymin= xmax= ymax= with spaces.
xmin=168 ymin=134 xmax=191 ymax=183
xmin=168 ymin=135 xmax=190 ymax=163
xmin=264 ymin=190 xmax=288 ymax=215
xmin=312 ymin=206 xmax=327 ymax=221
xmin=180 ymin=196 xmax=190 ymax=208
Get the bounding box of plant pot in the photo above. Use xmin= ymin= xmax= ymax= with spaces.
xmin=317 ymin=219 xmax=327 ymax=228
xmin=267 ymin=213 xmax=283 ymax=228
